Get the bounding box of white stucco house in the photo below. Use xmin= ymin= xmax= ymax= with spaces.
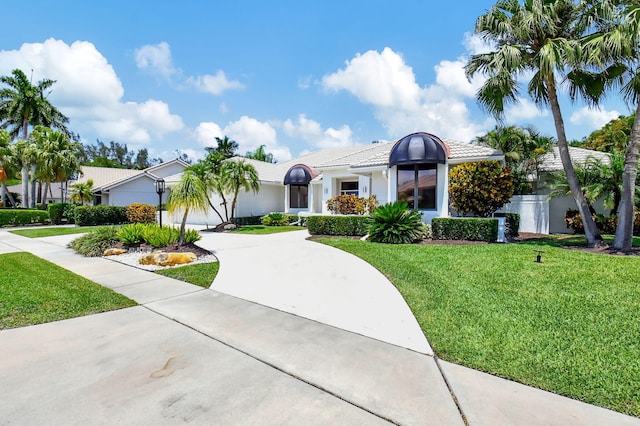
xmin=174 ymin=132 xmax=506 ymax=226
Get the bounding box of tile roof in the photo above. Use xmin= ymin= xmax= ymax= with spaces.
xmin=539 ymin=146 xmax=610 ymax=171
xmin=73 ymin=166 xmax=141 ymax=189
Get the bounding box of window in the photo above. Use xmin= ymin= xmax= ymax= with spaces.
xmin=397 ymin=164 xmax=437 ymax=210
xmin=340 ymin=181 xmax=359 ymax=196
xmin=289 ymin=184 xmax=308 ymax=208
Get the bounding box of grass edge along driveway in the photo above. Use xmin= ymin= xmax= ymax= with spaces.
xmin=0 ymin=252 xmax=136 ymax=329
xmin=319 ymin=238 xmax=640 ymax=418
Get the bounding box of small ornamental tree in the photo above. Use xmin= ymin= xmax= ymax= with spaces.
xmin=448 ymin=161 xmax=514 ymax=217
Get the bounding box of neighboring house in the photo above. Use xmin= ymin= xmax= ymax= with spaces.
xmin=171 ymin=132 xmax=505 ymax=226
xmin=6 ymin=158 xmax=189 ymax=207
xmin=499 ymin=146 xmax=611 ymax=234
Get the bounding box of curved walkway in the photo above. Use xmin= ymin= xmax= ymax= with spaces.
xmin=197 ymin=230 xmax=431 ymax=354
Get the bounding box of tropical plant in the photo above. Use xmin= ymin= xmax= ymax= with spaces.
xmin=0 ymin=129 xmax=17 ymax=207
xmin=142 ymin=225 xmax=179 ymax=248
xmin=245 ymin=144 xmax=276 ymax=163
xmin=580 ymin=114 xmax=636 ymax=153
xmin=116 ymin=223 xmax=150 ymax=245
xmin=125 ymin=203 xmax=157 ymax=223
xmin=167 ymin=170 xmax=209 ymax=245
xmin=68 ymin=226 xmax=119 ymax=257
xmin=206 ymin=135 xmax=239 ymax=159
xmin=448 ymin=161 xmax=515 ymax=217
xmin=30 ymin=125 xmax=82 ymax=207
xmin=261 ymin=212 xmax=289 ymax=226
xmin=69 ymin=179 xmax=94 ymax=205
xmin=10 ymin=138 xmax=37 ymax=207
xmin=367 ymin=201 xmax=424 ymax=244
xmin=326 ymin=194 xmax=378 ymax=215
xmin=221 ymin=159 xmax=260 ymax=221
xmin=465 ymin=0 xmax=610 ymax=247
xmin=475 ymin=125 xmax=553 ymax=194
xmin=186 ymin=158 xmax=226 ymax=223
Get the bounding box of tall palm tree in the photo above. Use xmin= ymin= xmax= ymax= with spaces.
xmin=167 ymin=170 xmax=208 ymax=245
xmin=581 ymin=4 xmax=640 ymax=251
xmin=31 ymin=125 xmax=81 ymax=207
xmin=245 ymin=144 xmax=276 ymax=163
xmin=465 ymin=0 xmax=612 ymax=247
xmin=221 ymin=159 xmax=260 ymax=221
xmin=185 ymin=162 xmax=226 ymax=223
xmin=0 ymin=69 xmax=70 ymax=208
xmin=0 ymin=129 xmax=17 ymax=207
xmin=0 ymin=69 xmax=70 ymax=140
xmin=11 ymin=138 xmax=37 ymax=207
xmin=206 ymin=136 xmax=238 ymax=159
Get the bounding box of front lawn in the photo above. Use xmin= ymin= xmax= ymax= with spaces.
xmin=155 ymin=262 xmax=220 ymax=288
xmin=230 ymin=225 xmax=303 ymax=234
xmin=319 ymin=238 xmax=640 ymax=417
xmin=0 ymin=252 xmax=136 ymax=329
xmin=10 ymin=226 xmax=100 ymax=238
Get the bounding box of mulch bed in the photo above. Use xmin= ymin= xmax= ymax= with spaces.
xmin=111 ymin=242 xmax=212 ymax=257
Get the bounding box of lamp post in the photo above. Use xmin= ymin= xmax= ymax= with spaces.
xmin=155 ymin=178 xmax=165 ymax=227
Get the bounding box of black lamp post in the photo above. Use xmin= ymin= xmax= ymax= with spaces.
xmin=155 ymin=178 xmax=165 ymax=227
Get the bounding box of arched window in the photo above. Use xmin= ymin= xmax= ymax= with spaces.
xmin=284 ymin=164 xmax=314 ymax=209
xmin=389 ymin=133 xmax=448 ymax=210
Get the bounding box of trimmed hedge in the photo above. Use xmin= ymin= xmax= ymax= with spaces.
xmin=0 ymin=209 xmax=49 ymax=226
xmin=431 ymin=217 xmax=498 ymax=242
xmin=74 ymin=205 xmax=128 ymax=226
xmin=47 ymin=203 xmax=66 ymax=225
xmin=494 ymin=212 xmax=520 ymax=239
xmin=307 ymin=215 xmax=369 ymax=236
xmin=232 ymin=215 xmax=263 ymax=226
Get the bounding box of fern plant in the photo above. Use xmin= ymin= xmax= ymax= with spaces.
xmin=367 ymin=201 xmax=424 ymax=244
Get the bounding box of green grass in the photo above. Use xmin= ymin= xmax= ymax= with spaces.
xmin=230 ymin=225 xmax=303 ymax=234
xmin=0 ymin=252 xmax=136 ymax=329
xmin=318 ymin=237 xmax=640 ymax=417
xmin=155 ymin=261 xmax=220 ymax=288
xmin=10 ymin=226 xmax=101 ymax=238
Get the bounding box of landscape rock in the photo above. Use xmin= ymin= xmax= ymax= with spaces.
xmin=138 ymin=251 xmax=197 ymax=266
xmin=103 ymin=248 xmax=127 ymax=256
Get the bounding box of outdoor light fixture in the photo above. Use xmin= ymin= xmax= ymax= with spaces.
xmin=155 ymin=178 xmax=165 ymax=227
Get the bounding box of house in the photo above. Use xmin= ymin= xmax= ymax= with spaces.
xmin=173 ymin=132 xmax=505 ymax=226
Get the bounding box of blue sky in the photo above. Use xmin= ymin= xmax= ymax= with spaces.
xmin=0 ymin=1 xmax=632 ymax=162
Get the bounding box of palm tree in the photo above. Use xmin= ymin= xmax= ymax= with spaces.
xmin=0 ymin=69 xmax=70 ymax=208
xmin=0 ymin=129 xmax=17 ymax=207
xmin=31 ymin=125 xmax=82 ymax=207
xmin=221 ymin=159 xmax=260 ymax=221
xmin=69 ymin=179 xmax=94 ymax=205
xmin=245 ymin=144 xmax=276 ymax=163
xmin=185 ymin=162 xmax=226 ymax=223
xmin=465 ymin=0 xmax=611 ymax=247
xmin=167 ymin=170 xmax=208 ymax=245
xmin=0 ymin=69 xmax=70 ymax=140
xmin=206 ymin=136 xmax=238 ymax=159
xmin=11 ymin=138 xmax=37 ymax=207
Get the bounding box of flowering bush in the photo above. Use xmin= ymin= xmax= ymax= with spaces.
xmin=326 ymin=194 xmax=378 ymax=215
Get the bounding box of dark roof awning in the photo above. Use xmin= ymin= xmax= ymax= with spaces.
xmin=389 ymin=132 xmax=449 ymax=167
xmin=284 ymin=164 xmax=315 ymax=185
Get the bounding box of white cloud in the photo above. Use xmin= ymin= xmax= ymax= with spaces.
xmin=463 ymin=32 xmax=495 ymax=55
xmin=193 ymin=117 xmax=292 ymax=161
xmin=321 ymin=47 xmax=488 ymax=142
xmin=134 ymin=42 xmax=178 ymax=80
xmin=505 ymin=98 xmax=549 ymax=122
xmin=570 ymin=107 xmax=620 ymax=129
xmin=0 ymin=38 xmax=184 ymax=145
xmin=186 ymin=70 xmax=244 ymax=95
xmin=282 ymin=114 xmax=354 ymax=150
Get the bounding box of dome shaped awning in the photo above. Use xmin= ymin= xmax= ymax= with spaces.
xmin=284 ymin=164 xmax=315 ymax=185
xmin=389 ymin=132 xmax=449 ymax=167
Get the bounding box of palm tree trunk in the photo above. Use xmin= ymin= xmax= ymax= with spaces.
xmin=613 ymin=102 xmax=640 ymax=251
xmin=41 ymin=181 xmax=50 ymax=207
xmin=231 ymin=191 xmax=239 ymax=221
xmin=21 ymin=166 xmax=29 ymax=208
xmin=1 ymin=182 xmax=16 ymax=207
xmin=29 ymin=163 xmax=36 ymax=208
xmin=179 ymin=206 xmax=190 ymax=246
xmin=547 ymin=78 xmax=604 ymax=247
xmin=206 ymin=199 xmax=226 ymax=223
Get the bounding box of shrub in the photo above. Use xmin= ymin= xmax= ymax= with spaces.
xmin=232 ymin=215 xmax=263 ymax=226
xmin=261 ymin=212 xmax=290 ymax=226
xmin=63 ymin=203 xmax=78 ymax=224
xmin=126 ymin=203 xmax=157 ymax=223
xmin=432 ymin=217 xmax=499 ymax=242
xmin=68 ymin=226 xmax=119 ymax=257
xmin=565 ymin=210 xmax=618 ymax=234
xmin=449 ymin=161 xmax=515 ymax=217
xmin=0 ymin=209 xmax=49 ymax=226
xmin=367 ymin=201 xmax=424 ymax=244
xmin=74 ymin=205 xmax=128 ymax=226
xmin=117 ymin=223 xmax=150 ymax=244
xmin=326 ymin=194 xmax=378 ymax=215
xmin=47 ymin=203 xmax=66 ymax=225
xmin=183 ymin=228 xmax=202 ymax=244
xmin=306 ymin=215 xmax=369 ymax=236
xmin=142 ymin=225 xmax=180 ymax=248
xmin=494 ymin=212 xmax=520 ymax=239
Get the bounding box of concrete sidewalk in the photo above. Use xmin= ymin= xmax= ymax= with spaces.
xmin=1 ymin=228 xmax=639 ymax=425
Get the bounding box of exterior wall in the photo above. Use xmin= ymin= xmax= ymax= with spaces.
xmin=499 ymin=195 xmax=550 ymax=234
xmin=371 ymin=171 xmax=388 ymax=206
xmin=151 ymin=162 xmax=187 ymax=179
xmin=107 ymin=177 xmax=165 ymax=206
